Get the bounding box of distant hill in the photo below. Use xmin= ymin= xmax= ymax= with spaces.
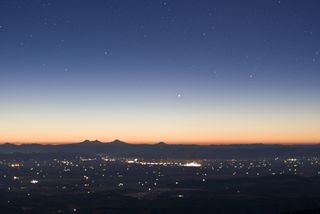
xmin=1 ymin=140 xmax=320 ymax=159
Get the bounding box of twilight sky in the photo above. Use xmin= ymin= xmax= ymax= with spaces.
xmin=1 ymin=0 xmax=320 ymax=144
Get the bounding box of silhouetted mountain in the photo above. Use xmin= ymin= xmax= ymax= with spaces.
xmin=156 ymin=142 xmax=168 ymax=146
xmin=1 ymin=140 xmax=320 ymax=159
xmin=80 ymin=140 xmax=103 ymax=144
xmin=109 ymin=139 xmax=127 ymax=145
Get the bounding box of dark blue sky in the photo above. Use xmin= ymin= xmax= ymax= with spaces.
xmin=1 ymin=0 xmax=320 ymax=143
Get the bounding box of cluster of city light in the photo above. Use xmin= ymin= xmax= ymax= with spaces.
xmin=80 ymin=157 xmax=96 ymax=161
xmin=101 ymin=157 xmax=116 ymax=162
xmin=30 ymin=179 xmax=39 ymax=184
xmin=10 ymin=163 xmax=23 ymax=168
xmin=125 ymin=159 xmax=202 ymax=167
xmin=182 ymin=162 xmax=202 ymax=167
xmin=1 ymin=155 xmax=320 ymax=200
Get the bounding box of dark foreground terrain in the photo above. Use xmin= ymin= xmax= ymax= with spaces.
xmin=0 ymin=151 xmax=320 ymax=213
xmin=2 ymin=176 xmax=320 ymax=214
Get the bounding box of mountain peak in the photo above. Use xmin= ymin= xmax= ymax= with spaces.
xmin=109 ymin=139 xmax=127 ymax=145
xmin=81 ymin=140 xmax=102 ymax=144
xmin=156 ymin=141 xmax=167 ymax=145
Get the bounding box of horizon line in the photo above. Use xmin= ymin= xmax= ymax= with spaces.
xmin=1 ymin=140 xmax=320 ymax=146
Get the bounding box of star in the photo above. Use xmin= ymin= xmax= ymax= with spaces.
xmin=212 ymin=71 xmax=217 ymax=78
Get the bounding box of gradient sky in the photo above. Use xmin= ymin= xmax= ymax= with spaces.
xmin=1 ymin=0 xmax=320 ymax=144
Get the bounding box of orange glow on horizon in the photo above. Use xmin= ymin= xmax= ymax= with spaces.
xmin=1 ymin=105 xmax=319 ymax=145
xmin=1 ymin=135 xmax=320 ymax=145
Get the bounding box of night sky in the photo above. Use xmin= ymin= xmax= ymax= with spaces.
xmin=1 ymin=0 xmax=320 ymax=144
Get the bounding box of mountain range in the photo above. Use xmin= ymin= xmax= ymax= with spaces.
xmin=1 ymin=140 xmax=320 ymax=159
